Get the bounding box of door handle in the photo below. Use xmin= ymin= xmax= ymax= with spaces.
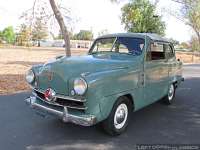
xmin=139 ymin=72 xmax=145 ymax=86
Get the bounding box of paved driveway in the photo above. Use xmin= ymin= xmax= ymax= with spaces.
xmin=0 ymin=64 xmax=200 ymax=150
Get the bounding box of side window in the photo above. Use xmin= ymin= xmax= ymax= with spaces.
xmin=164 ymin=44 xmax=175 ymax=58
xmin=147 ymin=42 xmax=165 ymax=61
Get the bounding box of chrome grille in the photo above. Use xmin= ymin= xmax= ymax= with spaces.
xmin=33 ymin=88 xmax=87 ymax=111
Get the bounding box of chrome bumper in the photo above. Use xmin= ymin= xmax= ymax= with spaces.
xmin=25 ymin=96 xmax=96 ymax=126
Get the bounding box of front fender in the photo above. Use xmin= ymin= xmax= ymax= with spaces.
xmin=31 ymin=64 xmax=43 ymax=74
xmin=85 ymin=67 xmax=140 ymax=98
xmin=82 ymin=67 xmax=140 ymax=121
xmin=98 ymin=90 xmax=135 ymax=122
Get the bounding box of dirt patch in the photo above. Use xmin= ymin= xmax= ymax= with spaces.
xmin=176 ymin=52 xmax=200 ymax=63
xmin=0 ymin=74 xmax=29 ymax=95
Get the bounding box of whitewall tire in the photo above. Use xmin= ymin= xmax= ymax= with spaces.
xmin=102 ymin=96 xmax=132 ymax=136
xmin=163 ymin=83 xmax=175 ymax=105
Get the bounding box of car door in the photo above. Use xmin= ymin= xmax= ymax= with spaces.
xmin=144 ymin=42 xmax=169 ymax=104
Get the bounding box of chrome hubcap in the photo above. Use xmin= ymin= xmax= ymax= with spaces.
xmin=168 ymin=84 xmax=174 ymax=101
xmin=114 ymin=103 xmax=128 ymax=129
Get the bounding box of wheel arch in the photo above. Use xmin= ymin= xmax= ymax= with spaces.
xmin=122 ymin=94 xmax=135 ymax=111
xmin=170 ymin=76 xmax=182 ymax=89
xmin=99 ymin=92 xmax=135 ymax=123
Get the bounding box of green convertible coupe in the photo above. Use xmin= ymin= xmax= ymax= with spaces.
xmin=25 ymin=33 xmax=184 ymax=135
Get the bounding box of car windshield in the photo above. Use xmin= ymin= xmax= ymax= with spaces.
xmin=90 ymin=37 xmax=145 ymax=56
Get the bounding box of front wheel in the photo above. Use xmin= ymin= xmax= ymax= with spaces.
xmin=163 ymin=83 xmax=175 ymax=105
xmin=102 ymin=96 xmax=132 ymax=136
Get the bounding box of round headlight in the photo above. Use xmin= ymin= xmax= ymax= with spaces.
xmin=74 ymin=78 xmax=87 ymax=95
xmin=26 ymin=69 xmax=35 ymax=83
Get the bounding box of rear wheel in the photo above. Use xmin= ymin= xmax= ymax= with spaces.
xmin=102 ymin=96 xmax=132 ymax=136
xmin=163 ymin=83 xmax=175 ymax=105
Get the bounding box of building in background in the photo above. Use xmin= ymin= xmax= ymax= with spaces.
xmin=70 ymin=40 xmax=93 ymax=49
xmin=38 ymin=39 xmax=93 ymax=49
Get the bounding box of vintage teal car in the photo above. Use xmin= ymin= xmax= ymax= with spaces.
xmin=25 ymin=33 xmax=184 ymax=135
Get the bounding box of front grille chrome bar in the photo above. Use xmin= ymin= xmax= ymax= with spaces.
xmin=32 ymin=91 xmax=87 ymax=110
xmin=31 ymin=86 xmax=86 ymax=102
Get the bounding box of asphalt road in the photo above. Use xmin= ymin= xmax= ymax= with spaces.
xmin=0 ymin=64 xmax=200 ymax=150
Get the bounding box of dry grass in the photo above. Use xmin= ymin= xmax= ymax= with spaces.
xmin=176 ymin=52 xmax=200 ymax=63
xmin=0 ymin=46 xmax=199 ymax=95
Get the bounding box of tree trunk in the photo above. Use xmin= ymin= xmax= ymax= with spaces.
xmin=193 ymin=28 xmax=200 ymax=50
xmin=192 ymin=51 xmax=194 ymax=63
xmin=49 ymin=0 xmax=71 ymax=57
xmin=196 ymin=32 xmax=200 ymax=49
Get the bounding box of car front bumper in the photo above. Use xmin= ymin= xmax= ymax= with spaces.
xmin=25 ymin=96 xmax=96 ymax=126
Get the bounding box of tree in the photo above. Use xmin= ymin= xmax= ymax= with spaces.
xmin=21 ymin=0 xmax=72 ymax=56
xmin=73 ymin=30 xmax=93 ymax=40
xmin=2 ymin=26 xmax=15 ymax=44
xmin=190 ymin=36 xmax=200 ymax=52
xmin=49 ymin=0 xmax=71 ymax=56
xmin=16 ymin=24 xmax=31 ymax=46
xmin=121 ymin=0 xmax=165 ymax=35
xmin=169 ymin=38 xmax=180 ymax=45
xmin=0 ymin=31 xmax=3 ymax=43
xmin=32 ymin=17 xmax=48 ymax=46
xmin=98 ymin=29 xmax=109 ymax=37
xmin=56 ymin=29 xmax=73 ymax=40
xmin=170 ymin=0 xmax=200 ymax=49
xmin=56 ymin=29 xmax=64 ymax=39
xmin=179 ymin=42 xmax=190 ymax=49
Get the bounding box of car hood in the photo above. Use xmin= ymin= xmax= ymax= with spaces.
xmin=36 ymin=54 xmax=139 ymax=95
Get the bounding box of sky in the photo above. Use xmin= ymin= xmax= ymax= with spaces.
xmin=0 ymin=0 xmax=192 ymax=42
